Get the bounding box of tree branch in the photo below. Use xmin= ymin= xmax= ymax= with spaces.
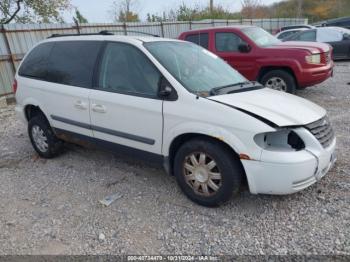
xmin=3 ymin=0 xmax=23 ymax=24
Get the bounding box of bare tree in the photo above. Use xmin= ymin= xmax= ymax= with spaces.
xmin=110 ymin=0 xmax=140 ymax=22
xmin=296 ymin=0 xmax=303 ymax=18
xmin=241 ymin=0 xmax=261 ymax=18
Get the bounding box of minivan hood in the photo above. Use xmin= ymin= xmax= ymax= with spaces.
xmin=209 ymin=88 xmax=326 ymax=127
xmin=268 ymin=41 xmax=331 ymax=54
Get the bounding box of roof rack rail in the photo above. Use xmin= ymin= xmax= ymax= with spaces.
xmin=48 ymin=31 xmax=113 ymax=38
xmin=99 ymin=30 xmax=160 ymax=37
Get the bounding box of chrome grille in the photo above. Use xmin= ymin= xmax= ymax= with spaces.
xmin=305 ymin=116 xmax=335 ymax=148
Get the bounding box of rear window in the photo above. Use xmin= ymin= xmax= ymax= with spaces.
xmin=19 ymin=42 xmax=54 ymax=79
xmin=46 ymin=41 xmax=101 ymax=88
xmin=185 ymin=33 xmax=209 ymax=49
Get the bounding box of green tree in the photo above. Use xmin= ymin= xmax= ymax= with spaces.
xmin=0 ymin=0 xmax=71 ymax=24
xmin=110 ymin=0 xmax=139 ymax=22
xmin=74 ymin=8 xmax=88 ymax=24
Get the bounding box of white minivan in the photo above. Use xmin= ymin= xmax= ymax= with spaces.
xmin=14 ymin=33 xmax=336 ymax=206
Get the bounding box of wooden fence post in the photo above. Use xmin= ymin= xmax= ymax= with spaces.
xmin=1 ymin=25 xmax=16 ymax=75
xmin=1 ymin=25 xmax=16 ymax=101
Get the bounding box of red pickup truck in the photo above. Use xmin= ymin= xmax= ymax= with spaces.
xmin=179 ymin=26 xmax=334 ymax=93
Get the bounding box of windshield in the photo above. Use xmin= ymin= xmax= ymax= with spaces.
xmin=242 ymin=27 xmax=281 ymax=47
xmin=144 ymin=41 xmax=247 ymax=96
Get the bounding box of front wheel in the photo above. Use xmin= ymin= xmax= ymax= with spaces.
xmin=174 ymin=138 xmax=243 ymax=207
xmin=261 ymin=70 xmax=296 ymax=94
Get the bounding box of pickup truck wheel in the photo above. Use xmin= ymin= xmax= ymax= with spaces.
xmin=28 ymin=115 xmax=63 ymax=158
xmin=174 ymin=139 xmax=242 ymax=207
xmin=261 ymin=70 xmax=296 ymax=94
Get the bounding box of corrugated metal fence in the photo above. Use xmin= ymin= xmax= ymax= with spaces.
xmin=0 ymin=18 xmax=307 ymax=97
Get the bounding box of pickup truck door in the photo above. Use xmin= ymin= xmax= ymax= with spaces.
xmin=212 ymin=32 xmax=256 ymax=80
xmin=89 ymin=42 xmax=163 ymax=155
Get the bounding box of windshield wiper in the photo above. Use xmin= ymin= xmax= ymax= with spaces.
xmin=210 ymin=81 xmax=262 ymax=96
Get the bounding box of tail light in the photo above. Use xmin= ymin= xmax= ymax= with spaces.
xmin=12 ymin=79 xmax=18 ymax=94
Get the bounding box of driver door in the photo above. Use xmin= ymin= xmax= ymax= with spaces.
xmin=213 ymin=32 xmax=255 ymax=80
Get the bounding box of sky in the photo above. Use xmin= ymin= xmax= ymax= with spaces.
xmin=63 ymin=0 xmax=283 ymax=23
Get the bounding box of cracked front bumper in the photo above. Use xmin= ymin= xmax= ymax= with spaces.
xmin=241 ymin=132 xmax=336 ymax=195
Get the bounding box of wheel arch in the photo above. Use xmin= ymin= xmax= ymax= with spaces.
xmin=24 ymin=104 xmax=48 ymax=122
xmin=166 ymin=133 xmax=248 ymax=186
xmin=257 ymin=66 xmax=298 ymax=87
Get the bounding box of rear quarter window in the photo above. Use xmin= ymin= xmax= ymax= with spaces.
xmin=19 ymin=42 xmax=54 ymax=79
xmin=46 ymin=41 xmax=101 ymax=88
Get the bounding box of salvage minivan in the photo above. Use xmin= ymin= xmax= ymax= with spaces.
xmin=14 ymin=33 xmax=336 ymax=206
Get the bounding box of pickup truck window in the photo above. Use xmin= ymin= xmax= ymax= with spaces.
xmin=242 ymin=27 xmax=280 ymax=47
xmin=144 ymin=41 xmax=246 ymax=96
xmin=185 ymin=33 xmax=209 ymax=49
xmin=215 ymin=32 xmax=245 ymax=52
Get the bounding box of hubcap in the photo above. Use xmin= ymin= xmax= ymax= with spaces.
xmin=183 ymin=152 xmax=222 ymax=197
xmin=31 ymin=125 xmax=48 ymax=153
xmin=265 ymin=77 xmax=287 ymax=91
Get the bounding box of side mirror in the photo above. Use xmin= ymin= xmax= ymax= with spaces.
xmin=344 ymin=33 xmax=350 ymax=40
xmin=159 ymin=85 xmax=172 ymax=97
xmin=158 ymin=76 xmax=177 ymax=101
xmin=238 ymin=43 xmax=251 ymax=53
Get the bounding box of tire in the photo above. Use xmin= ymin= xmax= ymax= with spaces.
xmin=261 ymin=70 xmax=296 ymax=94
xmin=28 ymin=114 xmax=63 ymax=158
xmin=173 ymin=138 xmax=243 ymax=207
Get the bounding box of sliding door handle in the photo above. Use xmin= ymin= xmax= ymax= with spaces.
xmin=92 ymin=104 xmax=107 ymax=113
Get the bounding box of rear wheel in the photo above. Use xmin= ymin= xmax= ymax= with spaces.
xmin=174 ymin=138 xmax=243 ymax=207
xmin=261 ymin=70 xmax=296 ymax=94
xmin=28 ymin=114 xmax=63 ymax=158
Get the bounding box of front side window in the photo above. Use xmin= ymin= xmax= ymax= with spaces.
xmin=98 ymin=42 xmax=161 ymax=98
xmin=46 ymin=41 xmax=101 ymax=88
xmin=317 ymin=29 xmax=343 ymax=42
xmin=296 ymin=30 xmax=316 ymax=41
xmin=19 ymin=42 xmax=54 ymax=79
xmin=215 ymin=32 xmax=246 ymax=52
xmin=278 ymin=31 xmax=295 ymax=39
xmin=242 ymin=27 xmax=280 ymax=47
xmin=144 ymin=41 xmax=246 ymax=95
xmin=185 ymin=33 xmax=209 ymax=49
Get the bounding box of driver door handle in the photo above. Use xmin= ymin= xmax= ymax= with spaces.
xmin=92 ymin=104 xmax=107 ymax=113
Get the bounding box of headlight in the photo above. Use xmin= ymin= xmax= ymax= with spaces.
xmin=254 ymin=129 xmax=305 ymax=151
xmin=305 ymin=54 xmax=321 ymax=64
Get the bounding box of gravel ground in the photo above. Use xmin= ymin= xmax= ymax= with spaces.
xmin=0 ymin=62 xmax=349 ymax=256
